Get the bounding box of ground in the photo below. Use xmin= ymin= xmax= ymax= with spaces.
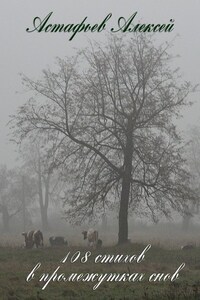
xmin=0 ymin=242 xmax=200 ymax=300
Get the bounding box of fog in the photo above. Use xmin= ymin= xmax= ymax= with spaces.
xmin=2 ymin=213 xmax=200 ymax=249
xmin=0 ymin=0 xmax=200 ymax=246
xmin=1 ymin=1 xmax=200 ymax=166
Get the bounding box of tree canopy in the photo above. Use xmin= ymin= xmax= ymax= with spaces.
xmin=10 ymin=35 xmax=196 ymax=243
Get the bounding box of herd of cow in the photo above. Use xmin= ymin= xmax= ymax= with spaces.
xmin=22 ymin=229 xmax=103 ymax=249
xmin=22 ymin=229 xmax=195 ymax=250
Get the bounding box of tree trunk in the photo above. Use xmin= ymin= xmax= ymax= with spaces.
xmin=118 ymin=117 xmax=133 ymax=245
xmin=1 ymin=205 xmax=10 ymax=232
xmin=43 ymin=175 xmax=50 ymax=231
xmin=41 ymin=205 xmax=49 ymax=231
xmin=38 ymin=158 xmax=50 ymax=231
xmin=101 ymin=212 xmax=108 ymax=230
xmin=182 ymin=212 xmax=192 ymax=231
xmin=118 ymin=175 xmax=131 ymax=244
xmin=22 ymin=176 xmax=26 ymax=232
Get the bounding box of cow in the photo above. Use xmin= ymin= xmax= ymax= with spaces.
xmin=49 ymin=236 xmax=68 ymax=247
xmin=82 ymin=229 xmax=99 ymax=248
xmin=22 ymin=230 xmax=43 ymax=249
xmin=181 ymin=244 xmax=195 ymax=250
xmin=96 ymin=238 xmax=103 ymax=249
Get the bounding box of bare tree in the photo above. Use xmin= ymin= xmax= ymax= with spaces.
xmin=19 ymin=135 xmax=63 ymax=231
xmin=10 ymin=35 xmax=196 ymax=244
xmin=187 ymin=126 xmax=200 ymax=197
xmin=183 ymin=126 xmax=200 ymax=229
xmin=0 ymin=166 xmax=28 ymax=232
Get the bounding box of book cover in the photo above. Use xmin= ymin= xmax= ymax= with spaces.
xmin=0 ymin=1 xmax=199 ymax=299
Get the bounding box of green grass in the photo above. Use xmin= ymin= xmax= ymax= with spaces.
xmin=0 ymin=243 xmax=200 ymax=299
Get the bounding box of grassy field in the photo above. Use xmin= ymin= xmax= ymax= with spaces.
xmin=0 ymin=243 xmax=200 ymax=300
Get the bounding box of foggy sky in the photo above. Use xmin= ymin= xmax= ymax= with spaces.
xmin=1 ymin=0 xmax=200 ymax=167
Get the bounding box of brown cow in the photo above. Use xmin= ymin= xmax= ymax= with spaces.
xmin=22 ymin=230 xmax=43 ymax=249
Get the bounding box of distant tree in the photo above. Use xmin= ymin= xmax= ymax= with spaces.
xmin=19 ymin=171 xmax=37 ymax=231
xmin=0 ymin=165 xmax=31 ymax=232
xmin=19 ymin=135 xmax=63 ymax=231
xmin=10 ymin=35 xmax=196 ymax=244
xmin=183 ymin=126 xmax=200 ymax=229
xmin=187 ymin=126 xmax=200 ymax=199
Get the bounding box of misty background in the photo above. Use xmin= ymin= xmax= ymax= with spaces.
xmin=0 ymin=0 xmax=200 ymax=247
